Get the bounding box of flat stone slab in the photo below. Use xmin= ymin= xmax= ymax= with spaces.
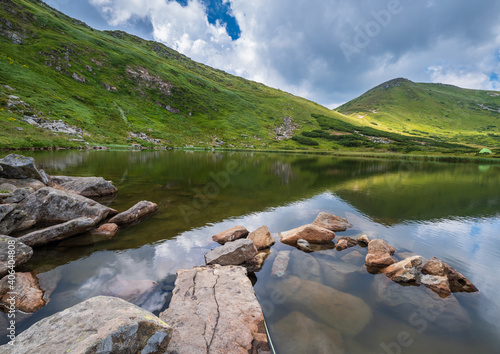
xmin=160 ymin=265 xmax=269 ymax=354
xmin=0 ymin=296 xmax=172 ymax=353
xmin=205 ymin=238 xmax=257 ymax=266
xmin=51 ymin=175 xmax=118 ymax=197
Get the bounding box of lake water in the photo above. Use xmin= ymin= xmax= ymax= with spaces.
xmin=1 ymin=150 xmax=499 ymax=353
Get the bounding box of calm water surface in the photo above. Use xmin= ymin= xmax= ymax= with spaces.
xmin=1 ymin=150 xmax=499 ymax=353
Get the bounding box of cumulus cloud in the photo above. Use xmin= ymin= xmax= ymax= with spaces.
xmin=84 ymin=0 xmax=500 ymax=105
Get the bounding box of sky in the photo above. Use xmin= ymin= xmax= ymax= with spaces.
xmin=44 ymin=0 xmax=500 ymax=108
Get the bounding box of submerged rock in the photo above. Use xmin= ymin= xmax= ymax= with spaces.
xmin=0 ymin=154 xmax=48 ymax=185
xmin=0 ymin=235 xmax=33 ymax=278
xmin=279 ymin=224 xmax=335 ymax=244
xmin=205 ymin=238 xmax=258 ymax=266
xmin=271 ymin=250 xmax=291 ymax=278
xmin=340 ymin=250 xmax=365 ymax=266
xmin=336 ymin=236 xmax=358 ymax=251
xmin=273 ymin=311 xmax=344 ymax=354
xmin=17 ymin=217 xmax=96 ymax=247
xmin=290 ymin=250 xmax=322 ymax=283
xmin=421 ymin=257 xmax=478 ymax=293
xmin=50 ymin=175 xmax=118 ymax=197
xmin=160 ymin=265 xmax=269 ymax=354
xmin=212 ymin=225 xmax=249 ymax=245
xmin=0 ymin=272 xmax=45 ymax=313
xmin=109 ymin=200 xmax=158 ymax=225
xmin=381 ymin=256 xmax=424 ymax=283
xmin=245 ymin=249 xmax=271 ymax=272
xmin=321 ymin=259 xmax=361 ymax=291
xmin=273 ymin=275 xmax=372 ymax=336
xmin=365 ymin=239 xmax=397 ymax=268
xmin=372 ymin=275 xmax=471 ymax=332
xmin=248 ymin=225 xmax=274 ymax=250
xmin=0 ymin=296 xmax=172 ymax=353
xmin=312 ymin=212 xmax=352 ymax=231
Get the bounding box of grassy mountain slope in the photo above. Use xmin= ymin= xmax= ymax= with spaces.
xmin=337 ymin=78 xmax=500 ymax=148
xmin=0 ymin=0 xmax=356 ymax=149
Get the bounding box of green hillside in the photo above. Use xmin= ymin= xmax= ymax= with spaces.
xmin=0 ymin=0 xmax=355 ymax=149
xmin=337 ymin=78 xmax=500 ymax=148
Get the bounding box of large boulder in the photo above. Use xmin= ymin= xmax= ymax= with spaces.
xmin=160 ymin=265 xmax=269 ymax=354
xmin=205 ymin=239 xmax=258 ymax=266
xmin=108 ymin=200 xmax=158 ymax=225
xmin=273 ymin=275 xmax=372 ymax=336
xmin=50 ymin=175 xmax=118 ymax=197
xmin=0 ymin=296 xmax=172 ymax=353
xmin=381 ymin=256 xmax=424 ymax=283
xmin=0 ymin=272 xmax=45 ymax=313
xmin=248 ymin=225 xmax=274 ymax=250
xmin=0 ymin=235 xmax=33 ymax=278
xmin=17 ymin=217 xmax=96 ymax=247
xmin=312 ymin=212 xmax=352 ymax=231
xmin=0 ymin=154 xmax=48 ymax=185
xmin=421 ymin=257 xmax=478 ymax=293
xmin=0 ymin=187 xmax=114 ymax=235
xmin=212 ymin=225 xmax=249 ymax=245
xmin=0 ymin=177 xmax=46 ymax=191
xmin=365 ymin=239 xmax=397 ymax=268
xmin=272 ymin=311 xmax=344 ymax=354
xmin=279 ymin=224 xmax=335 ymax=244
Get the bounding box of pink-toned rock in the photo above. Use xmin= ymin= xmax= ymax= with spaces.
xmin=336 ymin=237 xmax=358 ymax=251
xmin=248 ymin=225 xmax=274 ymax=250
xmin=279 ymin=224 xmax=335 ymax=244
xmin=108 ymin=200 xmax=158 ymax=225
xmin=0 ymin=272 xmax=45 ymax=313
xmin=381 ymin=256 xmax=424 ymax=283
xmin=419 ymin=274 xmax=452 ymax=297
xmin=357 ymin=234 xmax=370 ymax=247
xmin=312 ymin=212 xmax=352 ymax=231
xmin=212 ymin=225 xmax=249 ymax=245
xmin=421 ymin=257 xmax=478 ymax=293
xmin=92 ymin=223 xmax=119 ymax=238
xmin=245 ymin=249 xmax=271 ymax=272
xmin=365 ymin=239 xmax=397 ymax=268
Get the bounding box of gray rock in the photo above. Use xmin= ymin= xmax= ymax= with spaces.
xmin=0 ymin=177 xmax=46 ymax=191
xmin=0 ymin=204 xmax=15 ymax=223
xmin=0 ymin=235 xmax=33 ymax=278
xmin=0 ymin=187 xmax=34 ymax=204
xmin=0 ymin=187 xmax=113 ymax=235
xmin=108 ymin=200 xmax=158 ymax=225
xmin=212 ymin=225 xmax=249 ymax=245
xmin=51 ymin=175 xmax=118 ymax=197
xmin=205 ymin=239 xmax=257 ymax=266
xmin=0 ymin=296 xmax=172 ymax=353
xmin=312 ymin=212 xmax=352 ymax=231
xmin=0 ymin=154 xmax=47 ymax=184
xmin=160 ymin=265 xmax=269 ymax=354
xmin=18 ymin=217 xmax=96 ymax=247
xmin=0 ymin=183 xmax=16 ymax=193
xmin=271 ymin=250 xmax=290 ymax=278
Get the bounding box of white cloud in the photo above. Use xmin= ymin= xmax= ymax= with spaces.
xmin=87 ymin=0 xmax=500 ymax=105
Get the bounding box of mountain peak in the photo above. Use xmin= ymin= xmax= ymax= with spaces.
xmin=375 ymin=78 xmax=414 ymax=90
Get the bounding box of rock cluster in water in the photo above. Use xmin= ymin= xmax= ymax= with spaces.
xmin=0 ymin=154 xmax=158 ymax=314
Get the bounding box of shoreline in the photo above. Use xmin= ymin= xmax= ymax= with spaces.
xmin=2 ymin=145 xmax=499 ymax=165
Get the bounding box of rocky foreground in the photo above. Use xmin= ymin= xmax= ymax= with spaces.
xmin=0 ymin=154 xmax=480 ymax=353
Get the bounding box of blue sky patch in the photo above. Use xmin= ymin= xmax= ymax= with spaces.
xmin=174 ymin=0 xmax=241 ymax=40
